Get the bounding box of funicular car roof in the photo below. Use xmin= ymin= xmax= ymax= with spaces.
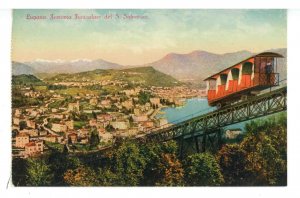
xmin=204 ymin=52 xmax=284 ymax=81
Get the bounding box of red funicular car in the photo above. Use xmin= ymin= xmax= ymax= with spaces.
xmin=204 ymin=52 xmax=284 ymax=107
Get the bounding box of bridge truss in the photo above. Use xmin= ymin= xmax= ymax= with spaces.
xmin=139 ymin=87 xmax=287 ymax=156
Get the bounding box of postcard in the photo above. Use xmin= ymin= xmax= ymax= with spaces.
xmin=11 ymin=9 xmax=287 ymax=186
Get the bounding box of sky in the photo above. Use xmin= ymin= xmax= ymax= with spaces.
xmin=12 ymin=9 xmax=287 ymax=65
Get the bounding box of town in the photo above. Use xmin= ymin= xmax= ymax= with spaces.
xmin=12 ymin=72 xmax=207 ymax=158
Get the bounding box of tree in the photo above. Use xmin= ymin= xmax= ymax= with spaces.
xmin=241 ymin=113 xmax=287 ymax=186
xmin=241 ymin=132 xmax=286 ymax=185
xmin=89 ymin=128 xmax=100 ymax=149
xmin=92 ymin=111 xmax=97 ymax=119
xmin=184 ymin=153 xmax=224 ymax=186
xmin=64 ymin=166 xmax=99 ymax=186
xmin=12 ymin=158 xmax=27 ymax=186
xmin=155 ymin=153 xmax=184 ymax=186
xmin=26 ymin=158 xmax=53 ymax=186
xmin=109 ymin=141 xmax=146 ymax=186
xmin=47 ymin=151 xmax=81 ymax=186
xmin=216 ymin=144 xmax=250 ymax=185
xmin=140 ymin=141 xmax=183 ymax=186
xmin=105 ymin=124 xmax=115 ymax=132
xmin=97 ymin=168 xmax=118 ymax=186
xmin=19 ymin=121 xmax=27 ymax=130
xmin=138 ymin=91 xmax=151 ymax=105
xmin=12 ymin=129 xmax=19 ymax=138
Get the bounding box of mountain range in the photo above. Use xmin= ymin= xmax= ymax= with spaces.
xmin=12 ymin=48 xmax=287 ymax=85
xmin=149 ymin=48 xmax=287 ymax=85
xmin=21 ymin=59 xmax=123 ymax=74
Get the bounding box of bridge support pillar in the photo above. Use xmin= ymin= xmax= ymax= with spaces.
xmin=195 ymin=136 xmax=200 ymax=153
xmin=202 ymin=133 xmax=207 ymax=152
xmin=217 ymin=129 xmax=223 ymax=150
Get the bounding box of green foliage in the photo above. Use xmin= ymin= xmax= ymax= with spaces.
xmin=73 ymin=121 xmax=86 ymax=129
xmin=12 ymin=74 xmax=45 ymax=86
xmin=138 ymin=91 xmax=151 ymax=105
xmin=47 ymin=151 xmax=82 ymax=185
xmin=217 ymin=144 xmax=250 ymax=185
xmin=48 ymin=100 xmax=66 ymax=109
xmin=64 ymin=166 xmax=99 ymax=186
xmin=12 ymin=158 xmax=27 ymax=186
xmin=218 ymin=113 xmax=287 ymax=186
xmin=12 ymin=88 xmax=42 ymax=108
xmin=19 ymin=121 xmax=27 ymax=130
xmin=154 ymin=153 xmax=184 ymax=186
xmin=89 ymin=128 xmax=100 ymax=149
xmin=26 ymin=158 xmax=54 ymax=186
xmin=140 ymin=141 xmax=183 ymax=186
xmin=97 ymin=168 xmax=118 ymax=186
xmin=13 ymin=113 xmax=286 ymax=187
xmin=241 ymin=132 xmax=286 ymax=185
xmin=45 ymin=66 xmax=182 ymax=88
xmin=105 ymin=124 xmax=115 ymax=132
xmin=47 ymin=84 xmax=67 ymax=90
xmin=184 ymin=153 xmax=224 ymax=186
xmin=109 ymin=141 xmax=146 ymax=186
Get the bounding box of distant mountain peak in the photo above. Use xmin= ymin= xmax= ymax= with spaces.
xmin=34 ymin=59 xmax=66 ymax=63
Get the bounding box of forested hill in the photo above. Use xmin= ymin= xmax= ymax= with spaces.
xmin=45 ymin=66 xmax=183 ymax=87
xmin=12 ymin=74 xmax=45 ymax=86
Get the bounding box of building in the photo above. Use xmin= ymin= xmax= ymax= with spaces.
xmin=142 ymin=121 xmax=154 ymax=128
xmin=15 ymin=133 xmax=30 ymax=148
xmin=128 ymin=128 xmax=139 ymax=136
xmin=44 ymin=134 xmax=58 ymax=143
xmin=66 ymin=120 xmax=74 ymax=130
xmin=98 ymin=132 xmax=114 ymax=143
xmin=225 ymin=129 xmax=242 ymax=139
xmin=145 ymin=103 xmax=151 ymax=111
xmin=14 ymin=109 xmax=22 ymax=117
xmin=174 ymin=98 xmax=185 ymax=106
xmin=24 ymin=140 xmax=44 ymax=156
xmin=20 ymin=129 xmax=38 ymax=137
xmin=52 ymin=123 xmax=68 ymax=133
xmin=89 ymin=119 xmax=98 ymax=127
xmin=121 ymin=100 xmax=133 ymax=110
xmin=132 ymin=115 xmax=148 ymax=122
xmin=123 ymin=89 xmax=136 ymax=96
xmin=26 ymin=119 xmax=36 ymax=129
xmin=133 ymin=108 xmax=141 ymax=116
xmin=158 ymin=118 xmax=168 ymax=127
xmin=110 ymin=121 xmax=129 ymax=130
xmin=79 ymin=137 xmax=89 ymax=144
xmin=150 ymin=98 xmax=160 ymax=105
xmin=68 ymin=133 xmax=78 ymax=144
xmin=90 ymin=98 xmax=98 ymax=106
xmin=51 ymin=114 xmax=64 ymax=119
xmin=100 ymin=99 xmax=111 ymax=106
xmin=97 ymin=114 xmax=113 ymax=122
xmin=78 ymin=128 xmax=89 ymax=138
xmin=13 ymin=117 xmax=21 ymax=126
xmin=68 ymin=101 xmax=80 ymax=112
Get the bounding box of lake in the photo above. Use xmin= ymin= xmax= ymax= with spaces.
xmin=156 ymin=98 xmax=215 ymax=124
xmin=157 ymin=98 xmax=247 ymax=131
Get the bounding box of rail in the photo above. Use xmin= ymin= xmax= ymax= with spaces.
xmin=142 ymin=86 xmax=287 ymax=143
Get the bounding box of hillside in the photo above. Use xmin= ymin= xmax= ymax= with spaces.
xmin=45 ymin=66 xmax=182 ymax=87
xmin=12 ymin=74 xmax=45 ymax=86
xmin=149 ymin=48 xmax=287 ymax=86
xmin=12 ymin=61 xmax=36 ymax=75
xmin=13 ymin=48 xmax=287 ymax=86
